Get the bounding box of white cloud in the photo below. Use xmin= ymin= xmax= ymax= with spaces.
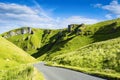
xmin=55 ymin=16 xmax=100 ymax=28
xmin=105 ymin=14 xmax=113 ymax=19
xmin=0 ymin=2 xmax=100 ymax=33
xmin=95 ymin=0 xmax=120 ymax=18
xmin=117 ymin=15 xmax=120 ymax=17
xmin=63 ymin=16 xmax=98 ymax=24
xmin=102 ymin=0 xmax=120 ymax=15
xmin=0 ymin=3 xmax=36 ymax=14
xmin=63 ymin=16 xmax=99 ymax=24
xmin=0 ymin=2 xmax=54 ymax=33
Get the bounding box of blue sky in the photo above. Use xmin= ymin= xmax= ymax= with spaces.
xmin=0 ymin=0 xmax=120 ymax=33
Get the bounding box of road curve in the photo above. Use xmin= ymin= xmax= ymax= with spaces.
xmin=34 ymin=62 xmax=106 ymax=80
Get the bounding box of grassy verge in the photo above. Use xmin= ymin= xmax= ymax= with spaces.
xmin=34 ymin=68 xmax=44 ymax=80
xmin=0 ymin=64 xmax=44 ymax=80
xmin=46 ymin=62 xmax=120 ymax=80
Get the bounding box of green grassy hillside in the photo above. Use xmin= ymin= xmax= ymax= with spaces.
xmin=52 ymin=38 xmax=120 ymax=72
xmin=0 ymin=36 xmax=36 ymax=69
xmin=0 ymin=36 xmax=44 ymax=80
xmin=1 ymin=18 xmax=120 ymax=79
xmin=50 ymin=37 xmax=120 ymax=76
xmin=2 ymin=28 xmax=43 ymax=55
xmin=2 ymin=18 xmax=120 ymax=60
xmin=2 ymin=27 xmax=60 ymax=55
xmin=38 ymin=18 xmax=120 ymax=61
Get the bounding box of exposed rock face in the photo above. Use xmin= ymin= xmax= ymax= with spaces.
xmin=21 ymin=27 xmax=33 ymax=34
xmin=68 ymin=25 xmax=73 ymax=32
xmin=28 ymin=27 xmax=32 ymax=34
xmin=9 ymin=31 xmax=16 ymax=36
xmin=22 ymin=27 xmax=32 ymax=34
xmin=21 ymin=28 xmax=27 ymax=34
xmin=16 ymin=30 xmax=21 ymax=35
xmin=3 ymin=27 xmax=33 ymax=38
xmin=68 ymin=24 xmax=85 ymax=33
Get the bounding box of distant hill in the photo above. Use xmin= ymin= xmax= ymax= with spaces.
xmin=1 ymin=18 xmax=120 ymax=60
xmin=0 ymin=36 xmax=36 ymax=69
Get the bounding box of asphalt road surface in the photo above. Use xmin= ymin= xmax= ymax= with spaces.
xmin=34 ymin=62 xmax=106 ymax=80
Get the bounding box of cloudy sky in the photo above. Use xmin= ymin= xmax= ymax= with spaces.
xmin=0 ymin=0 xmax=120 ymax=33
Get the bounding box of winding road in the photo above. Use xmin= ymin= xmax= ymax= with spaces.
xmin=34 ymin=62 xmax=106 ymax=80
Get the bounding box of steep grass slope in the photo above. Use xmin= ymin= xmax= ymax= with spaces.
xmin=49 ymin=37 xmax=120 ymax=79
xmin=0 ymin=36 xmax=36 ymax=69
xmin=51 ymin=37 xmax=120 ymax=72
xmin=2 ymin=28 xmax=44 ymax=55
xmin=2 ymin=28 xmax=60 ymax=55
xmin=0 ymin=36 xmax=44 ymax=80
